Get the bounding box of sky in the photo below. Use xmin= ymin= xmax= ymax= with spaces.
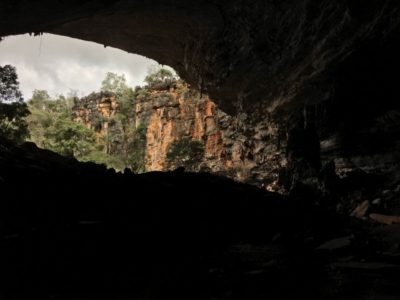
xmin=0 ymin=33 xmax=169 ymax=100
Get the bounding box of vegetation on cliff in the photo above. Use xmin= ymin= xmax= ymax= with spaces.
xmin=0 ymin=64 xmax=213 ymax=175
xmin=24 ymin=72 xmax=146 ymax=172
xmin=164 ymin=137 xmax=204 ymax=171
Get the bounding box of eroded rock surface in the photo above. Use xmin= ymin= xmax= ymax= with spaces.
xmin=1 ymin=1 xmax=399 ymax=114
xmin=72 ymin=91 xmax=125 ymax=152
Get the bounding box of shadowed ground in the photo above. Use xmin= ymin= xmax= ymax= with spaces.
xmin=1 ymin=137 xmax=400 ymax=299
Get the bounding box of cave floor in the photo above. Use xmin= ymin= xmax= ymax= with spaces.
xmin=1 ymin=138 xmax=400 ymax=299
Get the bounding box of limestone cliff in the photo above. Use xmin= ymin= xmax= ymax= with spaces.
xmin=69 ymin=81 xmax=400 ymax=209
xmin=72 ymin=91 xmax=125 ymax=153
xmin=134 ymin=82 xmax=251 ymax=180
xmin=135 ymin=79 xmax=400 ymax=207
xmin=131 ymin=81 xmax=292 ymax=189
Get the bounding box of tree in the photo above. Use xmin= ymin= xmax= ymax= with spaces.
xmin=118 ymin=87 xmax=135 ymax=125
xmin=101 ymin=72 xmax=134 ymax=128
xmin=121 ymin=122 xmax=147 ymax=173
xmin=164 ymin=137 xmax=204 ymax=171
xmin=143 ymin=64 xmax=175 ymax=87
xmin=143 ymin=75 xmax=155 ymax=87
xmin=157 ymin=68 xmax=173 ymax=81
xmin=0 ymin=102 xmax=30 ymax=143
xmin=0 ymin=65 xmax=30 ymax=143
xmin=28 ymin=89 xmax=51 ymax=110
xmin=0 ymin=65 xmax=24 ymax=103
xmin=46 ymin=118 xmax=97 ymax=157
xmin=101 ymin=133 xmax=115 ymax=154
xmin=101 ymin=72 xmax=128 ymax=97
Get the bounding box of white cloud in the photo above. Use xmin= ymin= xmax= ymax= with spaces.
xmin=0 ymin=33 xmax=172 ymax=99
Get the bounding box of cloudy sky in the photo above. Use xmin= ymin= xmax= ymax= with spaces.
xmin=0 ymin=33 xmax=170 ymax=100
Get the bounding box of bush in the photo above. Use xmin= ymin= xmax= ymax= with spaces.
xmin=164 ymin=137 xmax=204 ymax=171
xmin=137 ymin=89 xmax=150 ymax=99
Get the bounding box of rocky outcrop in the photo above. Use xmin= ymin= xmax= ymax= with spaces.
xmin=72 ymin=91 xmax=125 ymax=153
xmin=131 ymin=78 xmax=400 ymax=203
xmin=134 ymin=82 xmax=281 ymax=185
xmin=136 ymin=82 xmax=227 ymax=172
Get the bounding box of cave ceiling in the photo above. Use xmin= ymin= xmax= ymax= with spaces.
xmin=1 ymin=0 xmax=400 ymax=116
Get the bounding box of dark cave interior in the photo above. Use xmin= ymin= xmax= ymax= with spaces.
xmin=1 ymin=0 xmax=400 ymax=299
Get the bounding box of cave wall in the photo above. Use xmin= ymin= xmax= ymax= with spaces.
xmin=1 ymin=0 xmax=400 ymax=194
xmin=1 ymin=0 xmax=400 ymax=115
xmin=133 ymin=77 xmax=400 ymax=194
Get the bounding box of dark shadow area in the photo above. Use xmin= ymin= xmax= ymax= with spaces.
xmin=1 ymin=136 xmax=400 ymax=300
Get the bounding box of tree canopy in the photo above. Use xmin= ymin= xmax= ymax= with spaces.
xmin=164 ymin=137 xmax=204 ymax=171
xmin=25 ymin=71 xmax=147 ymax=172
xmin=0 ymin=65 xmax=30 ymax=143
xmin=0 ymin=65 xmax=24 ymax=103
xmin=143 ymin=64 xmax=175 ymax=87
xmin=101 ymin=72 xmax=129 ymax=97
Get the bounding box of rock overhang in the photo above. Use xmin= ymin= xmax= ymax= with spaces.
xmin=0 ymin=0 xmax=400 ymax=118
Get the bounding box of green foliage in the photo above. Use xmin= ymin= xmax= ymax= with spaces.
xmin=101 ymin=72 xmax=134 ymax=128
xmin=80 ymin=150 xmax=126 ymax=171
xmin=108 ymin=116 xmax=116 ymax=126
xmin=137 ymin=88 xmax=150 ymax=99
xmin=121 ymin=122 xmax=147 ymax=173
xmin=26 ymin=90 xmax=96 ymax=157
xmin=118 ymin=88 xmax=135 ymax=119
xmin=28 ymin=90 xmax=51 ymax=110
xmin=164 ymin=137 xmax=204 ymax=171
xmin=194 ymin=91 xmax=202 ymax=101
xmin=115 ymin=113 xmax=127 ymax=123
xmin=0 ymin=65 xmax=30 ymax=143
xmin=144 ymin=75 xmax=155 ymax=87
xmin=176 ymin=82 xmax=188 ymax=94
xmin=0 ymin=102 xmax=30 ymax=143
xmin=143 ymin=64 xmax=175 ymax=87
xmin=156 ymin=68 xmax=173 ymax=81
xmin=24 ymin=71 xmax=149 ymax=173
xmin=135 ymin=122 xmax=147 ymax=142
xmin=46 ymin=118 xmax=97 ymax=157
xmin=28 ymin=90 xmax=73 ymax=118
xmin=101 ymin=72 xmax=128 ymax=97
xmin=100 ymin=133 xmax=115 ymax=154
xmin=0 ymin=65 xmax=24 ymax=103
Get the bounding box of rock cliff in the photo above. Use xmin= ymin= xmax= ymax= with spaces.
xmin=134 ymin=81 xmax=285 ymax=186
xmin=69 ymin=80 xmax=400 ymax=204
xmin=72 ymin=91 xmax=125 ymax=153
xmin=133 ymin=80 xmax=400 ymax=198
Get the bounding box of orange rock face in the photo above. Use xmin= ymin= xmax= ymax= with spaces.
xmin=138 ymin=86 xmax=227 ymax=171
xmin=73 ymin=92 xmax=119 ymax=136
xmin=72 ymin=91 xmax=124 ymax=152
xmin=134 ymin=82 xmax=286 ymax=186
xmin=71 ymin=83 xmax=287 ymax=187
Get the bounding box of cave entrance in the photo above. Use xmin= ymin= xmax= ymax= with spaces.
xmin=1 ymin=33 xmax=227 ymax=178
xmin=0 ymin=33 xmax=180 ymax=173
xmin=0 ymin=33 xmax=161 ymax=98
